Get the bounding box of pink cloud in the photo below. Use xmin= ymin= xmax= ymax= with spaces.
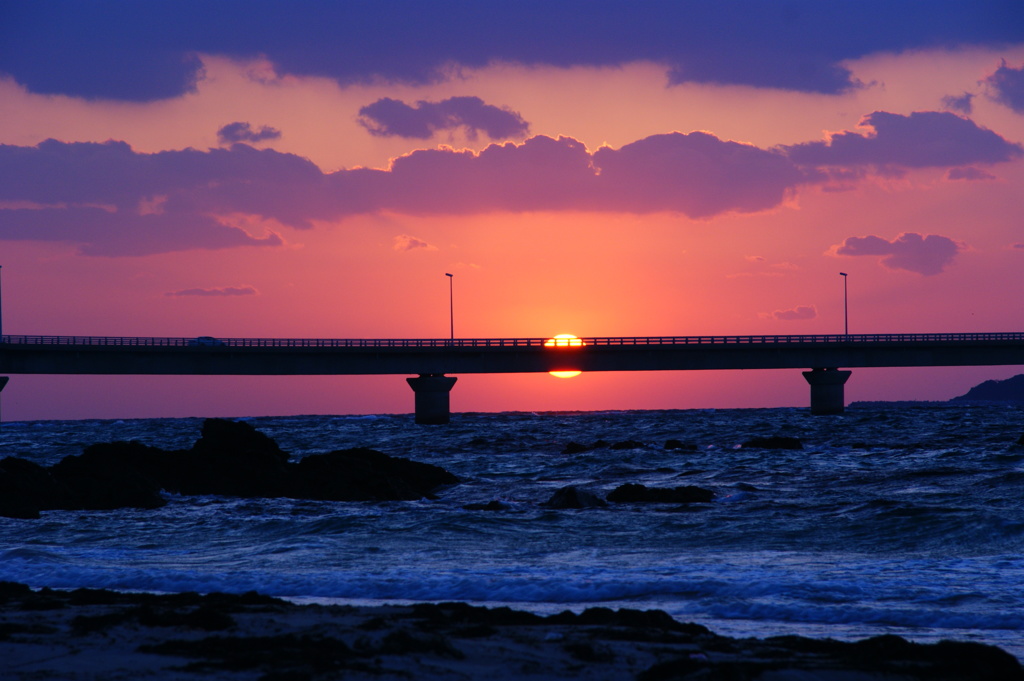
xmin=165 ymin=286 xmax=259 ymax=297
xmin=393 ymin=234 xmax=436 ymax=251
xmin=832 ymin=232 xmax=965 ymax=276
xmin=772 ymin=305 xmax=817 ymax=321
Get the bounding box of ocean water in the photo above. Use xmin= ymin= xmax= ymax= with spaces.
xmin=1 ymin=405 xmax=1023 ymax=660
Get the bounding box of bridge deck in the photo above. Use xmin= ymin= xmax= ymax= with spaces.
xmin=1 ymin=333 xmax=1023 ymax=376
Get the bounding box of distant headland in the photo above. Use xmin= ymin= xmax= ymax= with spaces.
xmin=851 ymin=373 xmax=1024 ymax=408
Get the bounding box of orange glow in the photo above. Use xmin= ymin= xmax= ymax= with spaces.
xmin=544 ymin=334 xmax=584 ymax=378
xmin=543 ymin=333 xmax=585 ymax=347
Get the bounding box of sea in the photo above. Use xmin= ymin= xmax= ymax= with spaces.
xmin=1 ymin=405 xmax=1023 ymax=660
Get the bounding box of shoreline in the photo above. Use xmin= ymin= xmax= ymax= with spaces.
xmin=2 ymin=582 xmax=1021 ymax=680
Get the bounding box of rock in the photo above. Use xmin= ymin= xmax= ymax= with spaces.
xmin=0 ymin=456 xmax=79 ymax=518
xmin=610 ymin=440 xmax=644 ymax=450
xmin=541 ymin=486 xmax=607 ymax=509
xmin=741 ymin=435 xmax=803 ymax=450
xmin=193 ymin=418 xmax=288 ymax=463
xmin=288 ymin=448 xmax=459 ymax=501
xmin=664 ymin=439 xmax=697 ymax=451
xmin=7 ymin=419 xmax=461 ymax=516
xmin=606 ymin=483 xmax=714 ymax=504
xmin=50 ymin=445 xmax=167 ymax=511
xmin=176 ymin=419 xmax=292 ymax=498
xmin=561 ymin=441 xmax=591 ymax=454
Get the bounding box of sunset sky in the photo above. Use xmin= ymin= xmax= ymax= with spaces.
xmin=1 ymin=0 xmax=1023 ymax=421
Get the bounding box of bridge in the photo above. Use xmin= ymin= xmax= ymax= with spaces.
xmin=2 ymin=332 xmax=1023 ymax=423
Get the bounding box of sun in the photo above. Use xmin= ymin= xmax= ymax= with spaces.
xmin=544 ymin=334 xmax=584 ymax=378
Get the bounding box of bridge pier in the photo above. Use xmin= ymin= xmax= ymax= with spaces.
xmin=0 ymin=376 xmax=7 ymax=423
xmin=406 ymin=374 xmax=457 ymax=425
xmin=802 ymin=368 xmax=851 ymax=415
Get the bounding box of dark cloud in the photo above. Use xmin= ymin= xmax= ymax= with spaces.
xmin=947 ymin=167 xmax=996 ymax=181
xmin=985 ymin=59 xmax=1024 ymax=113
xmin=0 ymin=123 xmax=1004 ymax=257
xmin=592 ymin=132 xmax=806 ymax=217
xmin=941 ymin=92 xmax=974 ymax=114
xmin=783 ymin=111 xmax=1023 ymax=169
xmin=2 ymin=1 xmax=1021 ymax=101
xmin=359 ymin=97 xmax=529 ymax=140
xmin=772 ymin=305 xmax=817 ymax=321
xmin=217 ymin=122 xmax=282 ymax=144
xmin=165 ymin=286 xmax=259 ymax=296
xmin=0 ymin=133 xmax=807 ymax=254
xmin=833 ymin=233 xmax=964 ymax=275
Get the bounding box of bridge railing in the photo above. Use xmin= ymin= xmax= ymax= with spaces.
xmin=2 ymin=332 xmax=1023 ymax=348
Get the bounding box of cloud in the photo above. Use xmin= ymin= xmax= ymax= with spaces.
xmin=591 ymin=132 xmax=806 ymax=217
xmin=0 ymin=125 xmax=993 ymax=256
xmin=984 ymin=60 xmax=1024 ymax=113
xmin=772 ymin=305 xmax=817 ymax=321
xmin=947 ymin=167 xmax=996 ymax=181
xmin=783 ymin=111 xmax=1023 ymax=169
xmin=393 ymin=234 xmax=437 ymax=251
xmin=165 ymin=286 xmax=259 ymax=297
xmin=2 ymin=3 xmax=1021 ymax=100
xmin=941 ymin=92 xmax=974 ymax=114
xmin=359 ymin=97 xmax=529 ymax=140
xmin=831 ymin=232 xmax=965 ymax=275
xmin=217 ymin=122 xmax=282 ymax=144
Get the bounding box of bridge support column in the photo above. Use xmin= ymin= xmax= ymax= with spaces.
xmin=0 ymin=376 xmax=8 ymax=423
xmin=406 ymin=374 xmax=457 ymax=425
xmin=802 ymin=368 xmax=851 ymax=415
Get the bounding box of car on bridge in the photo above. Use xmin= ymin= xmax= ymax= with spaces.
xmin=187 ymin=336 xmax=226 ymax=347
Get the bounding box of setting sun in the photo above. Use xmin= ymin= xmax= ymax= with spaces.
xmin=544 ymin=334 xmax=584 ymax=378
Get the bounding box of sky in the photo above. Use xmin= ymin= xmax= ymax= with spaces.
xmin=1 ymin=0 xmax=1023 ymax=421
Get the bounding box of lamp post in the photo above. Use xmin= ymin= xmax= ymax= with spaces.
xmin=445 ymin=273 xmax=454 ymax=340
xmin=839 ymin=272 xmax=848 ymax=336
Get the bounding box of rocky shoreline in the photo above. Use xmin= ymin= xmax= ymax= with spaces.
xmin=1 ymin=581 xmax=1020 ymax=680
xmin=0 ymin=418 xmax=459 ymax=518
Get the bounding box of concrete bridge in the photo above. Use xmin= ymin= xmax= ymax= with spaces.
xmin=1 ymin=332 xmax=1023 ymax=423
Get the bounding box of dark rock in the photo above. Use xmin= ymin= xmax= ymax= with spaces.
xmin=8 ymin=419 xmax=461 ymax=516
xmin=193 ymin=418 xmax=288 ymax=462
xmin=175 ymin=419 xmax=291 ymax=498
xmin=741 ymin=435 xmax=803 ymax=450
xmin=288 ymin=448 xmax=458 ymax=501
xmin=0 ymin=457 xmax=73 ymax=518
xmin=607 ymin=483 xmax=714 ymax=504
xmin=561 ymin=441 xmax=591 ymax=454
xmin=610 ymin=440 xmax=645 ymax=450
xmin=664 ymin=439 xmax=697 ymax=451
xmin=541 ymin=485 xmax=607 ymax=509
xmin=50 ymin=442 xmax=168 ymax=510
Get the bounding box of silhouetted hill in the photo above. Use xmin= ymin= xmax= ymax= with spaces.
xmin=950 ymin=374 xmax=1024 ymax=403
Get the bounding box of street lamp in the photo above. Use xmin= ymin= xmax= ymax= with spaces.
xmin=445 ymin=273 xmax=454 ymax=340
xmin=839 ymin=272 xmax=848 ymax=336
